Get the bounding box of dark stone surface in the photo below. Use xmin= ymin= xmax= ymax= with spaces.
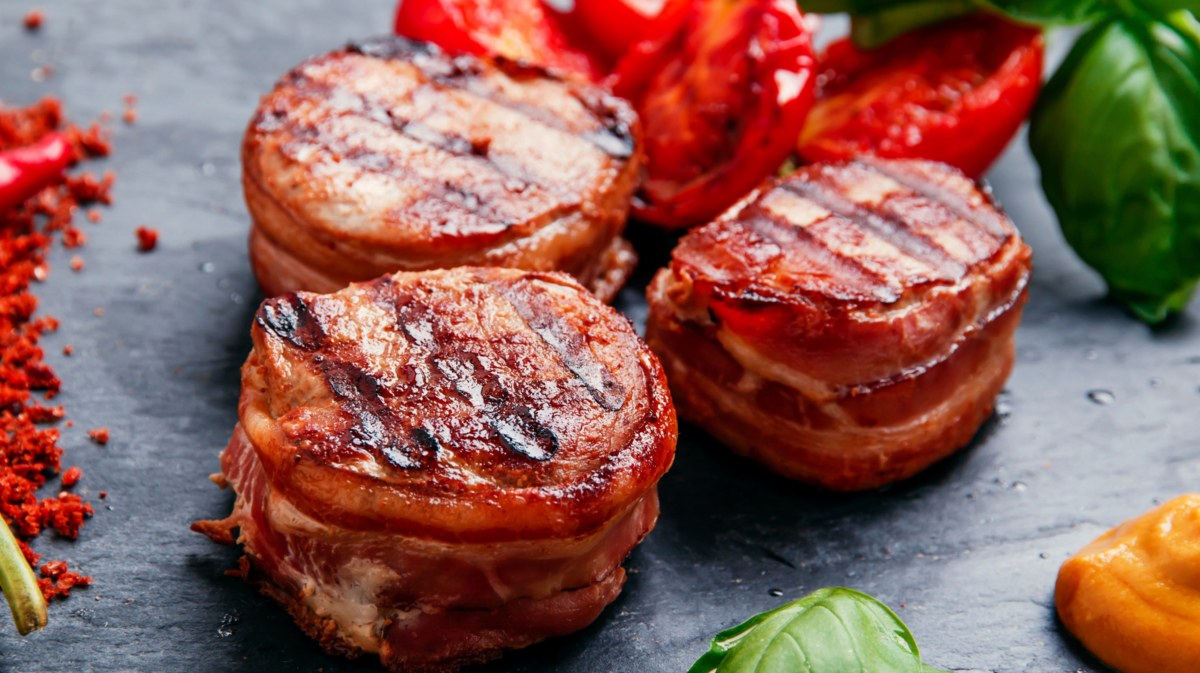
xmin=0 ymin=3 xmax=1194 ymax=671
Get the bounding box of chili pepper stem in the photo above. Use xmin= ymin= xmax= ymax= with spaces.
xmin=0 ymin=516 xmax=46 ymax=635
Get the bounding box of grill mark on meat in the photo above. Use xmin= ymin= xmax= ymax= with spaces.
xmin=346 ymin=35 xmax=438 ymax=61
xmin=496 ymin=279 xmax=627 ymax=412
xmin=346 ymin=36 xmax=634 ymax=160
xmin=257 ymin=293 xmax=327 ymax=351
xmin=319 ymin=79 xmax=542 ymax=190
xmin=270 ymin=75 xmax=594 ymax=238
xmin=321 ymin=366 xmax=434 ymax=470
xmin=375 ymin=279 xmax=562 ymax=462
xmin=758 ymin=188 xmax=939 ymax=288
xmin=492 ymin=412 xmax=560 ymax=461
xmin=275 ymin=80 xmax=540 ymax=227
xmin=329 ymin=374 xmax=435 ymax=469
xmin=783 ymin=171 xmax=967 ymax=281
xmin=257 ymin=294 xmax=434 ymax=469
xmin=739 ymin=210 xmax=901 ymax=304
xmin=861 ymin=157 xmax=1011 ymax=240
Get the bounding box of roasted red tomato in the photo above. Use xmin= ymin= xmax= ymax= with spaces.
xmin=610 ymin=0 xmax=817 ymax=229
xmin=797 ymin=13 xmax=1044 ymax=179
xmin=393 ymin=0 xmax=603 ymax=79
xmin=553 ymin=0 xmax=667 ymax=63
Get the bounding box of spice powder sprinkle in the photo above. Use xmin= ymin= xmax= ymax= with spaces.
xmin=0 ymin=96 xmax=115 ymax=600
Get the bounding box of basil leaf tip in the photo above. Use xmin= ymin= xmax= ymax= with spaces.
xmin=1030 ymin=10 xmax=1200 ymax=323
xmin=687 ymin=587 xmax=950 ymax=673
xmin=802 ymin=0 xmax=1195 ymax=26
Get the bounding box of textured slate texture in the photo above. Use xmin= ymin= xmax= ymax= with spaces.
xmin=0 ymin=2 xmax=1195 ymax=671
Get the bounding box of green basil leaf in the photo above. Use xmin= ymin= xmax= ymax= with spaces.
xmin=803 ymin=0 xmax=1193 ymax=27
xmin=848 ymin=1 xmax=978 ymax=48
xmin=800 ymin=0 xmax=897 ymax=14
xmin=974 ymin=0 xmax=1109 ymax=24
xmin=1030 ymin=11 xmax=1200 ymax=322
xmin=687 ymin=587 xmax=949 ymax=673
xmin=801 ymin=0 xmax=1081 ymax=25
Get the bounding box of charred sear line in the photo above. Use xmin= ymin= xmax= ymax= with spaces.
xmin=741 ymin=211 xmax=899 ymax=303
xmin=343 ymin=37 xmax=626 ymax=161
xmin=573 ymin=88 xmax=637 ymax=160
xmin=345 ymin=35 xmax=437 ymax=62
xmin=782 ymin=176 xmax=966 ymax=280
xmin=411 ymin=427 xmax=441 ymax=455
xmin=324 ymin=362 xmax=432 ymax=469
xmin=582 ymin=127 xmax=634 ymax=160
xmin=435 ymin=67 xmax=629 ymax=160
xmin=284 ymin=79 xmax=551 ymax=224
xmin=860 ymin=158 xmax=1011 ymax=240
xmin=257 ymin=293 xmax=326 ymax=351
xmin=382 ymin=282 xmax=562 ymax=462
xmin=498 ymin=281 xmax=627 ymax=412
xmin=492 ymin=405 xmax=559 ymax=461
xmin=257 ymin=294 xmax=430 ymax=468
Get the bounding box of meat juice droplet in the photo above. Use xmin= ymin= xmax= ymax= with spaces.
xmin=995 ymin=391 xmax=1013 ymax=421
xmin=217 ymin=612 xmax=239 ymax=637
xmin=1086 ymin=389 xmax=1115 ymax=405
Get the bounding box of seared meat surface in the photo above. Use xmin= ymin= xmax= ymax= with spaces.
xmin=195 ymin=267 xmax=676 ymax=672
xmin=243 ymin=37 xmax=642 ymax=302
xmin=646 ymin=159 xmax=1031 ymax=490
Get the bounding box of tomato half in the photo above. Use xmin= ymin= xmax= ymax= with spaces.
xmin=611 ymin=0 xmax=817 ymax=229
xmin=393 ymin=0 xmax=604 ymax=80
xmin=797 ymin=13 xmax=1044 ymax=179
xmin=552 ymin=0 xmax=667 ymax=63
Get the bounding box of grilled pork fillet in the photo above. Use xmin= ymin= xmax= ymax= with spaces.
xmin=194 ymin=267 xmax=676 ymax=672
xmin=646 ymin=159 xmax=1031 ymax=490
xmin=243 ymin=37 xmax=642 ymax=302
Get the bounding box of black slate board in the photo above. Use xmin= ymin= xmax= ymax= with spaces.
xmin=0 ymin=3 xmax=1196 ymax=672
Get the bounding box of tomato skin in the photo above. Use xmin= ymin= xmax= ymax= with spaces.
xmin=611 ymin=0 xmax=817 ymax=229
xmin=553 ymin=0 xmax=667 ymax=63
xmin=393 ymin=0 xmax=604 ymax=79
xmin=797 ymin=13 xmax=1045 ymax=179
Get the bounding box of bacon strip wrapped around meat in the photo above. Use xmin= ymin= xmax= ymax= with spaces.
xmin=646 ymin=159 xmax=1031 ymax=490
xmin=243 ymin=37 xmax=642 ymax=302
xmin=195 ymin=267 xmax=676 ymax=672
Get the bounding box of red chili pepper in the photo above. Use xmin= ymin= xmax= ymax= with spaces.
xmin=0 ymin=132 xmax=73 ymax=212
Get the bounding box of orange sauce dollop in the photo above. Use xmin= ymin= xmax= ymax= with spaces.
xmin=1056 ymin=494 xmax=1200 ymax=673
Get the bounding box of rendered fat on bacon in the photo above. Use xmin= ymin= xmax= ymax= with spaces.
xmin=195 ymin=267 xmax=676 ymax=672
xmin=243 ymin=36 xmax=642 ymax=302
xmin=646 ymin=159 xmax=1031 ymax=490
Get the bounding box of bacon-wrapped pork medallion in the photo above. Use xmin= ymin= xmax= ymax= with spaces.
xmin=193 ymin=267 xmax=676 ymax=672
xmin=243 ymin=37 xmax=642 ymax=302
xmin=646 ymin=159 xmax=1031 ymax=490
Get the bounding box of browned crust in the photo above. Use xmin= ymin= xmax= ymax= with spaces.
xmin=665 ymin=159 xmax=1032 ymax=388
xmin=247 ymin=212 xmax=637 ymax=303
xmin=195 ymin=425 xmax=662 ymax=669
xmin=227 ymin=550 xmax=625 ymax=673
xmin=644 ymin=159 xmax=1032 ymax=489
xmin=242 ymin=36 xmax=642 ymax=302
xmin=242 ymin=267 xmax=677 ymax=542
xmin=647 ymin=277 xmax=1025 ymax=489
